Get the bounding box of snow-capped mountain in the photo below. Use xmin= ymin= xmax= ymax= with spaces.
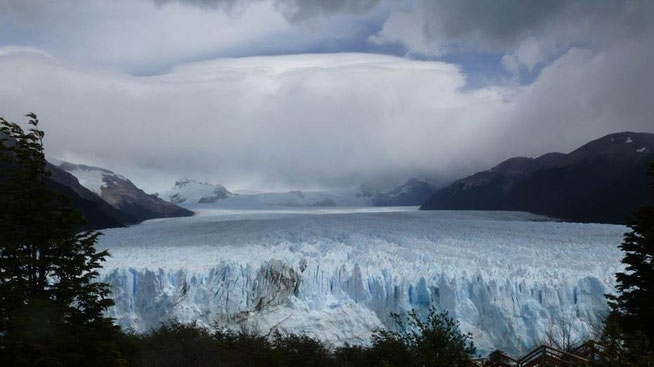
xmin=2 ymin=132 xmax=126 ymax=229
xmin=53 ymin=161 xmax=193 ymax=224
xmin=163 ymin=179 xmax=370 ymax=209
xmin=45 ymin=162 xmax=132 ymax=229
xmin=162 ymin=178 xmax=234 ymax=204
xmin=54 ymin=160 xmax=128 ymax=196
xmin=371 ymin=178 xmax=439 ymax=206
xmin=97 ymin=209 xmax=624 ymax=355
xmin=422 ymin=132 xmax=654 ymax=224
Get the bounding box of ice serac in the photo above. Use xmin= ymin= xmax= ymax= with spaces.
xmin=99 ymin=210 xmax=624 ymax=355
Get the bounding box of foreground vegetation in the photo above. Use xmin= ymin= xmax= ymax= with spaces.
xmin=115 ymin=309 xmax=476 ymax=367
xmin=1 ymin=114 xmax=653 ymax=366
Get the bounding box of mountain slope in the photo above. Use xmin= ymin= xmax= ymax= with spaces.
xmin=162 ymin=178 xmax=234 ymax=205
xmin=54 ymin=161 xmax=193 ymax=223
xmin=1 ymin=132 xmax=128 ymax=229
xmin=371 ymin=178 xmax=439 ymax=206
xmin=45 ymin=164 xmax=131 ymax=229
xmin=421 ymin=132 xmax=654 ymax=223
xmin=162 ymin=179 xmax=373 ymax=209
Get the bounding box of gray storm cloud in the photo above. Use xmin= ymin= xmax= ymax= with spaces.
xmin=152 ymin=0 xmax=652 ymax=50
xmin=148 ymin=0 xmax=654 ymax=76
xmin=154 ymin=0 xmax=381 ymax=20
xmin=372 ymin=0 xmax=653 ymax=74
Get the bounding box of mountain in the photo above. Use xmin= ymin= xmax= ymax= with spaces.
xmin=1 ymin=132 xmax=129 ymax=229
xmin=371 ymin=178 xmax=439 ymax=206
xmin=45 ymin=163 xmax=133 ymax=229
xmin=421 ymin=132 xmax=654 ymax=224
xmin=162 ymin=178 xmax=234 ymax=204
xmin=162 ymin=179 xmax=370 ymax=209
xmin=53 ymin=161 xmax=193 ymax=223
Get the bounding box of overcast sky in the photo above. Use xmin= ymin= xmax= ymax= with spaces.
xmin=1 ymin=0 xmax=653 ymax=192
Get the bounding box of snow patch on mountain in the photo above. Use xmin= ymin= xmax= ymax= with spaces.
xmin=97 ymin=209 xmax=624 ymax=355
xmin=163 ymin=178 xmax=233 ymax=204
xmin=51 ymin=160 xmax=127 ymax=196
xmin=163 ymin=179 xmax=370 ymax=208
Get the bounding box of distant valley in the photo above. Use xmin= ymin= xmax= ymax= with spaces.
xmin=40 ymin=131 xmax=654 ymax=228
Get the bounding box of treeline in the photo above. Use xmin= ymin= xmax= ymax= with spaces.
xmin=115 ymin=309 xmax=475 ymax=367
xmin=1 ymin=114 xmax=653 ymax=367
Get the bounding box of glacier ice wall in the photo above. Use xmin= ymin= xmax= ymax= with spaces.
xmin=98 ymin=210 xmax=624 ymax=354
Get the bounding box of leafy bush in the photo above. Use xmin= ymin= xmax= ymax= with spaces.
xmin=126 ymin=307 xmax=476 ymax=367
xmin=368 ymin=309 xmax=476 ymax=367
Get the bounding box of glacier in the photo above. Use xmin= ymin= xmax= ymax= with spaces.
xmin=97 ymin=209 xmax=625 ymax=355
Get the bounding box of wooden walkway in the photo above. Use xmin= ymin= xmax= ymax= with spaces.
xmin=476 ymin=342 xmax=605 ymax=366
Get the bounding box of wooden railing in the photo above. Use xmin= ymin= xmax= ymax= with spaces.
xmin=517 ymin=345 xmax=588 ymax=366
xmin=571 ymin=341 xmax=605 ymax=361
xmin=476 ymin=341 xmax=605 ymax=366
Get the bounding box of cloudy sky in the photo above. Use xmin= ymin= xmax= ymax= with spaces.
xmin=1 ymin=0 xmax=653 ymax=192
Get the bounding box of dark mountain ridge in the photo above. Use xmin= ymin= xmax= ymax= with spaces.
xmin=421 ymin=132 xmax=654 ymax=224
xmin=45 ymin=164 xmax=131 ymax=229
xmin=1 ymin=132 xmax=127 ymax=229
xmin=53 ymin=161 xmax=193 ymax=224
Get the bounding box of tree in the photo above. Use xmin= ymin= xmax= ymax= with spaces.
xmin=592 ymin=316 xmax=654 ymax=367
xmin=0 ymin=114 xmax=123 ymax=366
xmin=370 ymin=308 xmax=476 ymax=367
xmin=606 ymin=161 xmax=654 ymax=345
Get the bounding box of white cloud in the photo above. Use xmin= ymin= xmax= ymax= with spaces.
xmin=369 ymin=10 xmax=437 ymax=56
xmin=0 ymin=50 xmax=512 ymax=191
xmin=0 ymin=0 xmax=379 ymax=72
xmin=1 ymin=44 xmax=653 ymax=193
xmin=1 ymin=1 xmax=654 ymax=193
xmin=501 ymin=37 xmax=552 ymax=77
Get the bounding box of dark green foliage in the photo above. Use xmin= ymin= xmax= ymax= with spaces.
xmin=483 ymin=349 xmax=513 ymax=366
xmin=369 ymin=309 xmax=476 ymax=367
xmin=0 ymin=114 xmax=123 ymax=366
xmin=130 ymin=321 xmax=331 ymax=367
xmin=332 ymin=344 xmax=371 ymax=367
xmin=332 ymin=308 xmax=476 ymax=366
xmin=606 ymin=162 xmax=654 ymax=344
xmin=271 ymin=331 xmax=333 ymax=367
xmin=589 ymin=316 xmax=654 ymax=366
xmin=594 ymin=161 xmax=654 ymax=365
xmin=131 ymin=322 xmax=223 ymax=367
xmin=127 ymin=308 xmax=476 ymax=367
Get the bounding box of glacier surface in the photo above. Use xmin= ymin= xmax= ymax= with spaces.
xmin=97 ymin=209 xmax=625 ymax=354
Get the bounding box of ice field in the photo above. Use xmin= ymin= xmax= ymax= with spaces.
xmin=97 ymin=208 xmax=625 ymax=354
